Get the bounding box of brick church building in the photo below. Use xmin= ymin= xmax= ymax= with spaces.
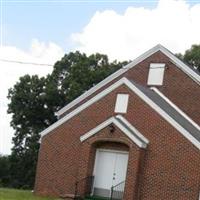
xmin=34 ymin=45 xmax=200 ymax=200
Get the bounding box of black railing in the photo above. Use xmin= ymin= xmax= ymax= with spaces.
xmin=110 ymin=180 xmax=125 ymax=200
xmin=74 ymin=175 xmax=94 ymax=199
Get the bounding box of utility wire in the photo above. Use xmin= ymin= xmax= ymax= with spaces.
xmin=0 ymin=59 xmax=168 ymax=69
xmin=0 ymin=59 xmax=53 ymax=66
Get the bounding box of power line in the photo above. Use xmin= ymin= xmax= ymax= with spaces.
xmin=0 ymin=59 xmax=54 ymax=66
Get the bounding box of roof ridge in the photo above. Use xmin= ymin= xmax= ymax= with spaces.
xmin=56 ymin=44 xmax=200 ymax=117
xmin=40 ymin=77 xmax=200 ymax=150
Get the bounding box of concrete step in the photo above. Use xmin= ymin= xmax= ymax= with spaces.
xmin=84 ymin=196 xmax=110 ymax=200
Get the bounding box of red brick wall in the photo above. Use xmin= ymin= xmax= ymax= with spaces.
xmin=34 ymin=84 xmax=200 ymax=200
xmin=77 ymin=129 xmax=143 ymax=200
xmin=60 ymin=51 xmax=200 ymax=125
xmin=125 ymin=51 xmax=200 ymax=125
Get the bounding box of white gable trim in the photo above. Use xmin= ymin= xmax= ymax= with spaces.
xmin=40 ymin=77 xmax=128 ymax=138
xmin=115 ymin=115 xmax=149 ymax=144
xmin=57 ymin=44 xmax=200 ymax=116
xmin=124 ymin=79 xmax=200 ymax=150
xmin=40 ymin=77 xmax=200 ymax=150
xmin=151 ymin=87 xmax=200 ymax=131
xmin=56 ymin=68 xmax=129 ymax=116
xmin=80 ymin=115 xmax=149 ymax=149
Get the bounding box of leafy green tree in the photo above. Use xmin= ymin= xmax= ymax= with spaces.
xmin=51 ymin=51 xmax=126 ymax=104
xmin=7 ymin=75 xmax=57 ymax=188
xmin=0 ymin=155 xmax=11 ymax=187
xmin=7 ymin=51 xmax=126 ymax=189
xmin=183 ymin=44 xmax=200 ymax=71
xmin=7 ymin=45 xmax=200 ymax=189
xmin=177 ymin=44 xmax=200 ymax=72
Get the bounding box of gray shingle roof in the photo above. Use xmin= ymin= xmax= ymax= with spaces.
xmin=115 ymin=116 xmax=148 ymax=147
xmin=131 ymin=81 xmax=200 ymax=143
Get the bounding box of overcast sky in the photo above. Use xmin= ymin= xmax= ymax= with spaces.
xmin=0 ymin=0 xmax=200 ymax=155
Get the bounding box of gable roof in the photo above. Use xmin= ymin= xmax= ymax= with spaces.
xmin=133 ymin=82 xmax=200 ymax=143
xmin=40 ymin=77 xmax=200 ymax=150
xmin=151 ymin=87 xmax=200 ymax=132
xmin=57 ymin=44 xmax=200 ymax=117
xmin=80 ymin=115 xmax=149 ymax=149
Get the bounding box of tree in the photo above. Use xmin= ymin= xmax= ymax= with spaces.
xmin=0 ymin=155 xmax=11 ymax=187
xmin=7 ymin=51 xmax=126 ymax=189
xmin=51 ymin=51 xmax=127 ymax=104
xmin=178 ymin=44 xmax=200 ymax=72
xmin=7 ymin=75 xmax=57 ymax=188
xmin=184 ymin=44 xmax=200 ymax=71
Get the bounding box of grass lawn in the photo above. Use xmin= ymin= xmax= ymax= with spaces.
xmin=0 ymin=188 xmax=59 ymax=200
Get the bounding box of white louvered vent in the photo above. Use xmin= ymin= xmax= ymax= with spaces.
xmin=147 ymin=63 xmax=165 ymax=85
xmin=114 ymin=94 xmax=129 ymax=113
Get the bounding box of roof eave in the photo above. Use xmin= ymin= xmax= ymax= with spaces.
xmin=56 ymin=44 xmax=200 ymax=117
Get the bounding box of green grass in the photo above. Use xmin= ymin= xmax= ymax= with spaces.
xmin=84 ymin=195 xmax=110 ymax=200
xmin=0 ymin=188 xmax=59 ymax=200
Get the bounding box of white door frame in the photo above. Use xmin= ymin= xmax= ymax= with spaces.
xmin=92 ymin=148 xmax=129 ymax=196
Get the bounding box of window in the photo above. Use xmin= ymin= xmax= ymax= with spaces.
xmin=114 ymin=94 xmax=129 ymax=113
xmin=147 ymin=63 xmax=165 ymax=85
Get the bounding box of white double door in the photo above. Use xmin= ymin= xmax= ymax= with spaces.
xmin=93 ymin=149 xmax=129 ymax=197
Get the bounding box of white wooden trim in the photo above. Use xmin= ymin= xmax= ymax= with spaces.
xmin=161 ymin=46 xmax=200 ymax=85
xmin=123 ymin=79 xmax=200 ymax=150
xmin=112 ymin=118 xmax=148 ymax=148
xmin=80 ymin=117 xmax=114 ymax=142
xmin=57 ymin=44 xmax=200 ymax=116
xmin=40 ymin=77 xmax=200 ymax=150
xmin=40 ymin=78 xmax=127 ymax=138
xmin=80 ymin=116 xmax=148 ymax=149
xmin=56 ymin=68 xmax=128 ymax=116
xmin=56 ymin=44 xmax=160 ymax=116
xmin=92 ymin=148 xmax=129 ymax=195
xmin=91 ymin=149 xmax=99 ymax=195
xmin=116 ymin=115 xmax=149 ymax=144
xmin=93 ymin=149 xmax=129 ymax=178
xmin=151 ymin=87 xmax=200 ymax=131
xmin=97 ymin=148 xmax=129 ymax=154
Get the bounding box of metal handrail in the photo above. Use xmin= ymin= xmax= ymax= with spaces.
xmin=110 ymin=180 xmax=125 ymax=200
xmin=112 ymin=180 xmax=125 ymax=188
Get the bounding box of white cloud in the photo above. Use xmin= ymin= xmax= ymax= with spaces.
xmin=71 ymin=0 xmax=200 ymax=61
xmin=30 ymin=39 xmax=64 ymax=63
xmin=2 ymin=0 xmax=200 ymax=155
xmin=0 ymin=39 xmax=64 ymax=155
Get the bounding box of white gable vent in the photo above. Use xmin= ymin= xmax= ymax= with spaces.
xmin=114 ymin=94 xmax=129 ymax=113
xmin=147 ymin=63 xmax=166 ymax=85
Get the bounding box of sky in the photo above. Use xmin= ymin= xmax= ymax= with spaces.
xmin=0 ymin=0 xmax=200 ymax=155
